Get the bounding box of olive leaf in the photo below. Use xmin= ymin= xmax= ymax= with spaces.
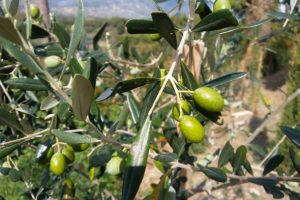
xmin=72 ymin=74 xmax=94 ymax=121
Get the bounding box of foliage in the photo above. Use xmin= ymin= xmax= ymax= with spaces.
xmin=0 ymin=0 xmax=300 ymax=200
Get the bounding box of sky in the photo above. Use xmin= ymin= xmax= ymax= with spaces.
xmin=46 ymin=0 xmax=189 ymax=18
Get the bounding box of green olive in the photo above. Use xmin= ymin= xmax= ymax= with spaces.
xmin=62 ymin=148 xmax=75 ymax=163
xmin=172 ymin=100 xmax=191 ymax=121
xmin=179 ymin=115 xmax=205 ymax=143
xmin=213 ymin=0 xmax=231 ymax=11
xmin=30 ymin=4 xmax=40 ymax=19
xmin=150 ymin=33 xmax=161 ymax=41
xmin=44 ymin=56 xmax=62 ymax=68
xmin=67 ymin=143 xmax=89 ymax=152
xmin=105 ymin=156 xmax=124 ymax=176
xmin=38 ymin=147 xmax=54 ymax=164
xmin=50 ymin=152 xmax=66 ymax=175
xmin=193 ymin=87 xmax=224 ymax=113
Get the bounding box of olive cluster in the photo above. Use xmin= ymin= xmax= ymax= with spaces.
xmin=172 ymin=87 xmax=224 ymax=143
xmin=38 ymin=143 xmax=89 ymax=175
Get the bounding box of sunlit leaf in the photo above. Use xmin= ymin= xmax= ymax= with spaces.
xmin=203 ymin=72 xmax=247 ymax=88
xmin=193 ymin=9 xmax=238 ymax=32
xmin=5 ymin=78 xmax=48 ymax=91
xmin=52 ymin=130 xmax=98 ymax=144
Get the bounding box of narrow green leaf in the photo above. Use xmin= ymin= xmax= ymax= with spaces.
xmin=243 ymin=158 xmax=253 ymax=175
xmin=126 ymin=92 xmax=141 ymax=125
xmin=53 ymin=22 xmax=70 ymax=49
xmin=126 ymin=19 xmax=159 ymax=34
xmin=155 ymin=153 xmax=178 ymax=163
xmin=52 ymin=130 xmax=98 ymax=144
xmin=280 ymin=126 xmax=300 ymax=148
xmin=72 ymin=74 xmax=94 ymax=121
xmin=0 ymin=16 xmax=23 ymax=46
xmin=116 ymin=105 xmax=129 ymax=130
xmin=193 ymin=9 xmax=238 ymax=32
xmin=69 ymin=58 xmax=83 ymax=75
xmin=96 ymin=77 xmax=160 ymax=101
xmin=82 ymin=57 xmax=98 ymax=89
xmin=122 ymin=117 xmax=152 ymax=200
xmin=232 ymin=145 xmax=247 ymax=174
xmin=289 ymin=146 xmax=300 ymax=174
xmin=40 ymin=95 xmax=59 ymax=111
xmin=0 ymin=142 xmax=23 ymax=159
xmin=7 ymin=0 xmax=19 ymax=16
xmin=195 ymin=0 xmax=212 ymax=19
xmin=5 ymin=78 xmax=48 ymax=91
xmin=0 ymin=108 xmax=23 ymax=132
xmin=61 ymin=0 xmax=84 ymax=76
xmin=0 ymin=37 xmax=52 ymax=92
xmin=218 ymin=141 xmax=234 ymax=167
xmin=203 ymin=72 xmax=247 ymax=88
xmin=180 ymin=61 xmax=198 ymax=90
xmin=263 ymin=154 xmax=284 ymax=175
xmin=248 ymin=177 xmax=278 ymax=186
xmin=151 ymin=12 xmax=177 ymax=49
xmin=137 ymin=69 xmax=161 ymax=128
xmin=93 ymin=22 xmax=107 ymax=50
xmin=198 ymin=166 xmax=227 ymax=182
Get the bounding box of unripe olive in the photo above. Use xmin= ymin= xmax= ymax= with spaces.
xmin=50 ymin=152 xmax=66 ymax=175
xmin=150 ymin=33 xmax=161 ymax=41
xmin=62 ymin=148 xmax=75 ymax=163
xmin=213 ymin=0 xmax=231 ymax=11
xmin=44 ymin=56 xmax=62 ymax=68
xmin=193 ymin=87 xmax=224 ymax=113
xmin=105 ymin=156 xmax=124 ymax=176
xmin=30 ymin=4 xmax=40 ymax=19
xmin=172 ymin=100 xmax=191 ymax=121
xmin=67 ymin=143 xmax=89 ymax=152
xmin=179 ymin=115 xmax=205 ymax=143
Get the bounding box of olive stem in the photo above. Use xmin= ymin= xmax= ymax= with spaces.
xmin=170 ymin=77 xmax=182 ymax=116
xmin=0 ymin=129 xmax=49 ymax=147
xmin=86 ymin=118 xmax=130 ymax=148
xmin=178 ymin=90 xmax=194 ymax=94
xmin=147 ymin=19 xmax=191 ymax=117
xmin=56 ymin=137 xmax=61 ymax=152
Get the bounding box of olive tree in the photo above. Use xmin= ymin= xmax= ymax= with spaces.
xmin=0 ymin=0 xmax=300 ymax=199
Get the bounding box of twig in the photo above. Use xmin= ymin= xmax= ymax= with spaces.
xmin=0 ymin=129 xmax=49 ymax=147
xmin=188 ymin=174 xmax=300 ymax=197
xmin=258 ymin=135 xmax=287 ymax=168
xmin=147 ymin=21 xmax=190 ymax=116
xmin=0 ymin=63 xmax=21 ymax=71
xmin=112 ymin=52 xmax=163 ymax=68
xmin=246 ymin=88 xmax=300 ymax=145
xmin=283 ymin=0 xmax=298 ymax=28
